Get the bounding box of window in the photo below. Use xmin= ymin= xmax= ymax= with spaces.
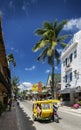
xmin=70 ymin=53 xmax=73 ymax=63
xmin=64 ymin=72 xmax=72 ymax=83
xmin=42 ymin=104 xmax=50 ymax=109
xmin=65 ymin=58 xmax=70 ymax=67
xmin=65 ymin=75 xmax=67 ymax=83
xmin=70 ymin=72 xmax=72 ymax=81
xmin=74 ymin=50 xmax=77 ymax=58
xmin=65 ymin=58 xmax=67 ymax=66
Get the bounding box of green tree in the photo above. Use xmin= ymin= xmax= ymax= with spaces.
xmin=7 ymin=53 xmax=16 ymax=67
xmin=11 ymin=76 xmax=20 ymax=99
xmin=32 ymin=20 xmax=70 ymax=98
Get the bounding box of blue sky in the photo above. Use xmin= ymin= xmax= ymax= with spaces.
xmin=0 ymin=0 xmax=81 ymax=90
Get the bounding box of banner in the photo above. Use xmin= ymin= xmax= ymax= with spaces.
xmin=32 ymin=84 xmax=38 ymax=91
xmin=38 ymin=82 xmax=42 ymax=93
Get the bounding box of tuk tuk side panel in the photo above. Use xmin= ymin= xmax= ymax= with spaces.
xmin=41 ymin=109 xmax=53 ymax=118
xmin=33 ymin=104 xmax=37 ymax=118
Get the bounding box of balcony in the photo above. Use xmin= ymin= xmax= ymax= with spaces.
xmin=65 ymin=64 xmax=72 ymax=72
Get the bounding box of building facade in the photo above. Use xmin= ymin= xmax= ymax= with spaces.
xmin=0 ymin=17 xmax=11 ymax=105
xmin=61 ymin=30 xmax=81 ymax=106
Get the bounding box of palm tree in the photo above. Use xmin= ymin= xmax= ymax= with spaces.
xmin=11 ymin=76 xmax=20 ymax=100
xmin=32 ymin=20 xmax=70 ymax=98
xmin=7 ymin=53 xmax=16 ymax=94
xmin=7 ymin=53 xmax=16 ymax=67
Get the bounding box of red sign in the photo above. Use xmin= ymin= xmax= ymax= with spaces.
xmin=38 ymin=82 xmax=42 ymax=93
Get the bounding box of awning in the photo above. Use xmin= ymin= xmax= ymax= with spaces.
xmin=60 ymin=87 xmax=81 ymax=94
xmin=74 ymin=87 xmax=81 ymax=93
xmin=60 ymin=88 xmax=71 ymax=94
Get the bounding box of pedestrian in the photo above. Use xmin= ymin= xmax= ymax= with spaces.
xmin=8 ymin=98 xmax=12 ymax=111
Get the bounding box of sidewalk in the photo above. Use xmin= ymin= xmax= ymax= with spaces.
xmin=59 ymin=105 xmax=81 ymax=114
xmin=0 ymin=105 xmax=18 ymax=130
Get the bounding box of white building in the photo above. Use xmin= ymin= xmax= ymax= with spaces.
xmin=61 ymin=30 xmax=81 ymax=105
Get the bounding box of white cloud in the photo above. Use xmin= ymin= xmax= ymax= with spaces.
xmin=25 ymin=65 xmax=36 ymax=71
xmin=11 ymin=47 xmax=14 ymax=50
xmin=22 ymin=0 xmax=38 ymax=16
xmin=45 ymin=69 xmax=50 ymax=73
xmin=21 ymin=2 xmax=29 ymax=16
xmin=18 ymin=82 xmax=32 ymax=91
xmin=10 ymin=47 xmax=18 ymax=53
xmin=64 ymin=18 xmax=81 ymax=31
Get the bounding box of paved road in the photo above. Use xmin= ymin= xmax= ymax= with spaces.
xmin=18 ymin=100 xmax=54 ymax=130
xmin=18 ymin=100 xmax=81 ymax=130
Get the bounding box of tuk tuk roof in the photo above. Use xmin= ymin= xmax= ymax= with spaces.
xmin=49 ymin=99 xmax=60 ymax=103
xmin=33 ymin=100 xmax=52 ymax=104
xmin=33 ymin=99 xmax=60 ymax=104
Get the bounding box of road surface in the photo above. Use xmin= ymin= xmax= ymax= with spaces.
xmin=16 ymin=100 xmax=81 ymax=130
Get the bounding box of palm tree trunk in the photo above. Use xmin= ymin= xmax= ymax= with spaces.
xmin=51 ymin=50 xmax=55 ymax=99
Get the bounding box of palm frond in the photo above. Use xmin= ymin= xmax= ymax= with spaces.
xmin=53 ymin=19 xmax=58 ymax=29
xmin=7 ymin=53 xmax=14 ymax=60
xmin=7 ymin=53 xmax=16 ymax=67
xmin=43 ymin=22 xmax=53 ymax=30
xmin=56 ymin=20 xmax=68 ymax=37
xmin=37 ymin=47 xmax=48 ymax=62
xmin=43 ymin=30 xmax=54 ymax=38
xmin=32 ymin=41 xmax=41 ymax=52
xmin=58 ymin=42 xmax=68 ymax=48
xmin=35 ymin=29 xmax=46 ymax=35
xmin=39 ymin=40 xmax=50 ymax=48
xmin=32 ymin=39 xmax=50 ymax=52
xmin=57 ymin=34 xmax=70 ymax=42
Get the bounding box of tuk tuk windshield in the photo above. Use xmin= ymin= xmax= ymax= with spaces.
xmin=41 ymin=104 xmax=51 ymax=109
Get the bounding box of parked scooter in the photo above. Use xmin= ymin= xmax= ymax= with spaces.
xmin=52 ymin=103 xmax=59 ymax=123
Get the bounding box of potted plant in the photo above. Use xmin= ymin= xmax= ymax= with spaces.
xmin=77 ymin=101 xmax=81 ymax=106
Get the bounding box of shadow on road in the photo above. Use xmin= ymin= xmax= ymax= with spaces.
xmin=16 ymin=105 xmax=36 ymax=130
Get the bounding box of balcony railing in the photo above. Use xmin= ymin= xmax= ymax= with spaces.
xmin=65 ymin=64 xmax=72 ymax=72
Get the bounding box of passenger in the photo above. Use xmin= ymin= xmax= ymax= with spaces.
xmin=36 ymin=104 xmax=42 ymax=117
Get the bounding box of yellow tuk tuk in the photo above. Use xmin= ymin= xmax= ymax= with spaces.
xmin=32 ymin=100 xmax=53 ymax=121
xmin=32 ymin=99 xmax=60 ymax=121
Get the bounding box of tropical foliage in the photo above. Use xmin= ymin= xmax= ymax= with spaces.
xmin=7 ymin=53 xmax=16 ymax=67
xmin=11 ymin=76 xmax=20 ymax=100
xmin=33 ymin=19 xmax=70 ymax=98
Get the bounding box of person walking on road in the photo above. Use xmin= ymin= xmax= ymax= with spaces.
xmin=8 ymin=98 xmax=12 ymax=111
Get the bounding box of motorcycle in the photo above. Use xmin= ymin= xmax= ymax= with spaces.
xmin=52 ymin=104 xmax=59 ymax=123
